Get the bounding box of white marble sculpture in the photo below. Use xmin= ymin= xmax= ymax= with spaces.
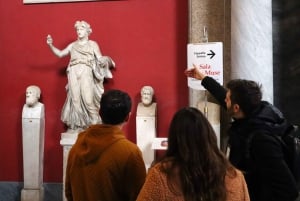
xmin=21 ymin=85 xmax=45 ymax=201
xmin=136 ymin=86 xmax=157 ymax=170
xmin=46 ymin=20 xmax=115 ymax=134
xmin=137 ymin=86 xmax=157 ymax=116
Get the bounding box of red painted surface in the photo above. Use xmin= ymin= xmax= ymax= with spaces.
xmin=0 ymin=0 xmax=188 ymax=182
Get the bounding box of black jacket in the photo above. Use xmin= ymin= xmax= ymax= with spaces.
xmin=201 ymin=76 xmax=299 ymax=201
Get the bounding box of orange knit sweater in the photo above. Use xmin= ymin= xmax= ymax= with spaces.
xmin=136 ymin=163 xmax=250 ymax=201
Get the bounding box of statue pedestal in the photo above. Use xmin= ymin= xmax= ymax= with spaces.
xmin=21 ymin=188 xmax=44 ymax=201
xmin=60 ymin=132 xmax=79 ymax=201
xmin=21 ymin=103 xmax=45 ymax=201
xmin=136 ymin=103 xmax=157 ymax=171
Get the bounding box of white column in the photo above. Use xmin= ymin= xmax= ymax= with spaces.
xmin=188 ymin=0 xmax=227 ymax=149
xmin=231 ymin=0 xmax=273 ymax=103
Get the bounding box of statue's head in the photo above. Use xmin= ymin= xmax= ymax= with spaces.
xmin=141 ymin=86 xmax=154 ymax=106
xmin=74 ymin=20 xmax=92 ymax=35
xmin=25 ymin=85 xmax=41 ymax=107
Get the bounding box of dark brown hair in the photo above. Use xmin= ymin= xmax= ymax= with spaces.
xmin=161 ymin=107 xmax=236 ymax=201
xmin=227 ymin=79 xmax=262 ymax=117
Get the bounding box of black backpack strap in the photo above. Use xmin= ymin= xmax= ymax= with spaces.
xmin=245 ymin=131 xmax=257 ymax=159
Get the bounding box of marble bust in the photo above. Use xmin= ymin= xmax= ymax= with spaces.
xmin=21 ymin=85 xmax=45 ymax=201
xmin=137 ymin=86 xmax=157 ymax=116
xmin=22 ymin=85 xmax=44 ymax=119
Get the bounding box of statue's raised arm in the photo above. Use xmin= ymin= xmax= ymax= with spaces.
xmin=46 ymin=34 xmax=71 ymax=58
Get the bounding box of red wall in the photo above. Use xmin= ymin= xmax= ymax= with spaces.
xmin=0 ymin=0 xmax=188 ymax=182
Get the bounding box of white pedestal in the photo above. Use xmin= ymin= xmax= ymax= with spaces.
xmin=21 ymin=188 xmax=44 ymax=201
xmin=136 ymin=103 xmax=157 ymax=171
xmin=60 ymin=133 xmax=79 ymax=201
xmin=21 ymin=103 xmax=45 ymax=201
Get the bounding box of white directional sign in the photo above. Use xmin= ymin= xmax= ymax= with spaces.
xmin=187 ymin=42 xmax=223 ymax=90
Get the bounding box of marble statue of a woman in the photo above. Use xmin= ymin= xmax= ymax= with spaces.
xmin=46 ymin=20 xmax=115 ymax=133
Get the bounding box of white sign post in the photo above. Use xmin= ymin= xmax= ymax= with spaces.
xmin=187 ymin=42 xmax=223 ymax=89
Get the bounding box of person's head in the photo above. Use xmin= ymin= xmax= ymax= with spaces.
xmin=167 ymin=107 xmax=220 ymax=163
xmin=225 ymin=79 xmax=262 ymax=118
xmin=100 ymin=89 xmax=132 ymax=125
xmin=163 ymin=107 xmax=232 ymax=201
xmin=140 ymin=86 xmax=154 ymax=106
xmin=74 ymin=20 xmax=92 ymax=38
xmin=25 ymin=85 xmax=41 ymax=107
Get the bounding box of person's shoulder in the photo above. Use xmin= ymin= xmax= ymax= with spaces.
xmin=251 ymin=130 xmax=279 ymax=144
xmin=150 ymin=158 xmax=176 ymax=175
xmin=148 ymin=162 xmax=162 ymax=172
xmin=247 ymin=128 xmax=281 ymax=152
xmin=225 ymin=168 xmax=250 ymax=201
xmin=226 ymin=167 xmax=241 ymax=178
xmin=225 ymin=168 xmax=245 ymax=188
xmin=146 ymin=162 xmax=166 ymax=179
xmin=233 ymin=168 xmax=244 ymax=178
xmin=117 ymin=137 xmax=142 ymax=152
xmin=249 ymin=129 xmax=283 ymax=157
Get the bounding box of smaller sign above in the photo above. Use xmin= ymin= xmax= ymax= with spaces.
xmin=187 ymin=42 xmax=223 ymax=90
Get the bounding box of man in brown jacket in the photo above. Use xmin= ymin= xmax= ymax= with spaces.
xmin=65 ymin=89 xmax=146 ymax=201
